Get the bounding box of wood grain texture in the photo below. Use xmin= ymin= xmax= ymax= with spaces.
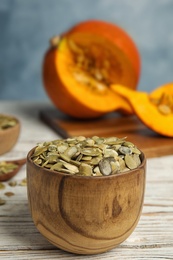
xmin=40 ymin=109 xmax=173 ymax=158
xmin=0 ymin=101 xmax=173 ymax=259
xmin=27 ymin=149 xmax=146 ymax=254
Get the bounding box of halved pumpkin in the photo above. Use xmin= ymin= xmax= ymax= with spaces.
xmin=43 ymin=20 xmax=140 ymax=118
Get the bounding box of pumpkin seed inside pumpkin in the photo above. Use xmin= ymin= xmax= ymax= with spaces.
xmin=150 ymin=92 xmax=173 ymax=115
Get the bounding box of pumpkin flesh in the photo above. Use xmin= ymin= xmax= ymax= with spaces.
xmin=111 ymin=84 xmax=173 ymax=137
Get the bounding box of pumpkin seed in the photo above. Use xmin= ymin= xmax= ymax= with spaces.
xmin=81 ymin=148 xmax=101 ymax=156
xmin=57 ymin=144 xmax=68 ymax=153
xmin=110 ymin=160 xmax=120 ymax=174
xmin=123 ymin=141 xmax=135 ymax=148
xmin=68 ymin=40 xmax=83 ymax=54
xmin=64 ymin=146 xmax=78 ymax=158
xmin=19 ymin=178 xmax=27 ymax=186
xmin=45 ymin=153 xmax=59 ymax=163
xmin=50 ymin=162 xmax=63 ymax=171
xmin=118 ymin=157 xmax=126 ymax=171
xmin=48 ymin=144 xmax=58 ymax=151
xmin=79 ymin=163 xmax=93 ymax=176
xmin=150 ymin=92 xmax=173 ymax=115
xmin=119 ymin=146 xmax=132 ymax=155
xmin=4 ymin=192 xmax=15 ymax=197
xmin=61 ymin=161 xmax=79 ymax=174
xmin=81 ymin=156 xmax=92 ymax=161
xmin=132 ymin=154 xmax=141 ymax=167
xmin=33 ymin=146 xmax=48 ymax=157
xmin=131 ymin=147 xmax=141 ymax=155
xmin=59 ymin=153 xmax=71 ymax=162
xmin=158 ymin=104 xmax=172 ymax=115
xmin=70 ymin=159 xmax=81 ymax=167
xmin=0 ymin=182 xmax=5 ymax=190
xmin=99 ymin=158 xmax=112 ymax=176
xmin=0 ymin=198 xmax=6 ymax=206
xmin=89 ymin=156 xmax=102 ymax=165
xmin=33 ymin=157 xmax=42 ymax=165
xmin=125 ymin=154 xmax=138 ymax=170
xmin=104 ymin=148 xmax=118 ymax=158
xmin=8 ymin=180 xmax=17 ymax=187
xmin=93 ymin=166 xmax=102 ymax=176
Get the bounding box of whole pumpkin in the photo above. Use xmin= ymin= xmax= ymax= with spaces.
xmin=43 ymin=20 xmax=140 ymax=118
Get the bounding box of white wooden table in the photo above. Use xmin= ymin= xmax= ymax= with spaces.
xmin=0 ymin=101 xmax=173 ymax=260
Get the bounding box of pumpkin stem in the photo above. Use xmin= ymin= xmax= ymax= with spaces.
xmin=49 ymin=36 xmax=61 ymax=48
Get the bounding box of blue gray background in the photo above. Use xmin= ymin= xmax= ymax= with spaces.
xmin=0 ymin=0 xmax=173 ymax=100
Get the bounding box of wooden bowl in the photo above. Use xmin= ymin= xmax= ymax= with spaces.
xmin=27 ymin=147 xmax=146 ymax=255
xmin=0 ymin=115 xmax=20 ymax=155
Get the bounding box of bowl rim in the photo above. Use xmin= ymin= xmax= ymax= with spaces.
xmin=27 ymin=145 xmax=146 ymax=180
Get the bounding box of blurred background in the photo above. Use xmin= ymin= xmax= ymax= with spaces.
xmin=0 ymin=0 xmax=173 ymax=100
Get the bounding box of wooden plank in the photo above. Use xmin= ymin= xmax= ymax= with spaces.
xmin=0 ymin=248 xmax=173 ymax=260
xmin=0 ymin=101 xmax=173 ymax=259
xmin=40 ymin=109 xmax=173 ymax=158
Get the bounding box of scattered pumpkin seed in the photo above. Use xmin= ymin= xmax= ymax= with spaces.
xmin=0 ymin=198 xmax=6 ymax=205
xmin=8 ymin=180 xmax=17 ymax=187
xmin=0 ymin=182 xmax=5 ymax=189
xmin=31 ymin=136 xmax=142 ymax=176
xmin=19 ymin=178 xmax=27 ymax=186
xmin=4 ymin=192 xmax=15 ymax=197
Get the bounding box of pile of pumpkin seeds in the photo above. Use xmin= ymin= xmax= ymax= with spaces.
xmin=0 ymin=161 xmax=18 ymax=176
xmin=0 ymin=114 xmax=17 ymax=130
xmin=31 ymin=136 xmax=142 ymax=177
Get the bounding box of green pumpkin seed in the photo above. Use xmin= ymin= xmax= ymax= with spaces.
xmin=62 ymin=161 xmax=79 ymax=173
xmin=31 ymin=136 xmax=142 ymax=176
xmin=64 ymin=146 xmax=78 ymax=158
xmin=79 ymin=163 xmax=93 ymax=176
xmin=0 ymin=182 xmax=5 ymax=190
xmin=0 ymin=198 xmax=6 ymax=206
xmin=125 ymin=154 xmax=138 ymax=170
xmin=119 ymin=146 xmax=132 ymax=155
xmin=99 ymin=158 xmax=112 ymax=176
xmin=81 ymin=148 xmax=101 ymax=156
xmin=57 ymin=144 xmax=68 ymax=153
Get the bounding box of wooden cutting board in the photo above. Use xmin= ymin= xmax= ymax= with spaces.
xmin=40 ymin=109 xmax=173 ymax=158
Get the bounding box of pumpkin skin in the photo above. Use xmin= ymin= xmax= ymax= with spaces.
xmin=111 ymin=83 xmax=173 ymax=137
xmin=43 ymin=20 xmax=140 ymax=118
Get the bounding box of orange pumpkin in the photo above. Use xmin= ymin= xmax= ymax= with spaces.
xmin=43 ymin=20 xmax=140 ymax=118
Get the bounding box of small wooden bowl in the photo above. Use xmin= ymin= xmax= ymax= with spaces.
xmin=0 ymin=115 xmax=20 ymax=155
xmin=27 ymin=148 xmax=146 ymax=255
